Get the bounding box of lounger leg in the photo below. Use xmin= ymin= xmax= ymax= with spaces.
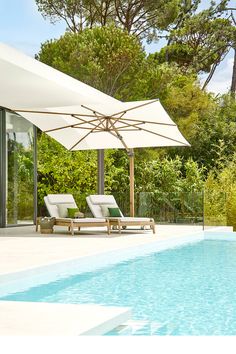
xmin=36 ymin=217 xmax=39 ymax=232
xmin=107 ymin=220 xmax=110 ymax=235
xmin=118 ymin=220 xmax=121 ymax=234
xmin=70 ymin=220 xmax=74 ymax=236
xmin=151 ymin=219 xmax=156 ymax=234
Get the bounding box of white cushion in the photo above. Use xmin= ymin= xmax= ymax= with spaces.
xmin=86 ymin=195 xmax=124 ymax=218
xmin=44 ymin=194 xmax=77 ymax=218
xmin=100 ymin=204 xmax=117 ymax=217
xmin=57 ymin=203 xmax=77 ymax=218
xmin=119 ymin=217 xmax=152 ymax=222
xmin=47 ymin=194 xmax=75 ymax=205
xmin=89 ymin=195 xmax=116 ymax=205
xmin=73 ymin=218 xmax=107 ymax=223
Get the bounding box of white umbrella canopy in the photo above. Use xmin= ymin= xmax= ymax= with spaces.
xmin=16 ymin=100 xmax=190 ymax=216
xmin=16 ymin=99 xmax=189 ymax=151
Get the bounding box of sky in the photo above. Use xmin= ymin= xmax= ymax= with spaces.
xmin=0 ymin=0 xmax=234 ymax=95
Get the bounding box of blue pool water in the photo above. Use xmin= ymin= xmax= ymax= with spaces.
xmin=2 ymin=240 xmax=236 ymax=335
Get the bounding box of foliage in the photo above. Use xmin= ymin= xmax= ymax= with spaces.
xmin=35 ymin=0 xmax=235 ymax=88
xmin=35 ymin=0 xmax=179 ymax=39
xmin=180 ymin=94 xmax=236 ymax=170
xmin=155 ymin=16 xmax=234 ymax=74
xmin=204 ymin=154 xmax=236 ymax=230
xmin=152 ymin=0 xmax=236 ymax=89
xmin=37 ymin=25 xmax=145 ymax=97
xmin=37 ymin=133 xmax=97 ymax=213
xmin=7 ymin=139 xmax=34 ymax=223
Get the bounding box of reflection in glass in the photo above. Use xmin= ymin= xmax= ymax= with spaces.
xmin=6 ymin=112 xmax=34 ymax=225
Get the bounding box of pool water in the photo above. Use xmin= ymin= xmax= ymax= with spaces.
xmin=2 ymin=240 xmax=236 ymax=335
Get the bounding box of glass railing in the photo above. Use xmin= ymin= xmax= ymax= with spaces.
xmin=204 ymin=190 xmax=227 ymax=228
xmin=114 ymin=190 xmax=235 ymax=230
xmin=114 ymin=191 xmax=204 ymax=226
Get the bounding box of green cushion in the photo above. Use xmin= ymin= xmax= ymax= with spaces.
xmin=67 ymin=208 xmax=81 ymax=218
xmin=100 ymin=204 xmax=117 ymax=217
xmin=57 ymin=203 xmax=76 ymax=218
xmin=108 ymin=207 xmax=122 ymax=217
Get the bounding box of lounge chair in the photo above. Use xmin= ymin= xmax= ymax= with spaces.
xmin=36 ymin=194 xmax=110 ymax=235
xmin=86 ymin=194 xmax=155 ymax=234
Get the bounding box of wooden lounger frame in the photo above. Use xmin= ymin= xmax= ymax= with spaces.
xmin=36 ymin=217 xmax=110 ymax=236
xmin=108 ymin=218 xmax=155 ymax=234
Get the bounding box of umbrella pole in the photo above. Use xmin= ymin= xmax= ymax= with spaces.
xmin=97 ymin=149 xmax=104 ymax=194
xmin=129 ymin=149 xmax=135 ymax=217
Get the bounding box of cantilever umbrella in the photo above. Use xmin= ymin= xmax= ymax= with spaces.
xmin=15 ymin=99 xmax=190 ymax=215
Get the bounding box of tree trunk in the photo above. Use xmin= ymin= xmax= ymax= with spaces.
xmin=230 ymin=47 xmax=236 ymax=99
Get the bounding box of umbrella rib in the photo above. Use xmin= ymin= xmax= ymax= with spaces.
xmin=44 ymin=117 xmax=101 ymax=133
xmin=109 ymin=99 xmax=159 ymax=117
xmin=115 ymin=117 xmax=176 ymax=126
xmin=72 ymin=114 xmax=104 ymax=129
xmin=69 ymin=118 xmax=106 ymax=151
xmin=110 ymin=117 xmax=145 ymax=132
xmin=110 ymin=115 xmax=187 ymax=146
xmin=108 ymin=119 xmax=130 ymax=151
xmin=140 ymin=126 xmax=188 ymax=146
xmin=94 ymin=112 xmax=107 ymax=129
xmin=114 ymin=128 xmax=142 ymax=131
xmin=72 ymin=126 xmax=104 ymax=131
xmin=80 ymin=104 xmax=107 ymax=118
xmin=14 ymin=108 xmax=96 ymax=118
xmin=111 ymin=120 xmax=144 ymax=130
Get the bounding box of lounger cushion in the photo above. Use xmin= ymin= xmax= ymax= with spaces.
xmin=120 ymin=217 xmax=152 ymax=222
xmin=100 ymin=204 xmax=117 ymax=217
xmin=90 ymin=195 xmax=116 ymax=205
xmin=47 ymin=194 xmax=76 ymax=205
xmin=108 ymin=207 xmax=122 ymax=217
xmin=67 ymin=208 xmax=82 ymax=218
xmin=57 ymin=203 xmax=77 ymax=218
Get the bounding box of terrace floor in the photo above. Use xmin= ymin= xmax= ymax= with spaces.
xmin=0 ymin=224 xmax=205 ymax=275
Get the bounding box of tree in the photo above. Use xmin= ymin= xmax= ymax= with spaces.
xmin=153 ymin=12 xmax=235 ymax=89
xmin=171 ymin=94 xmax=236 ymax=171
xmin=35 ymin=0 xmax=180 ymax=39
xmin=204 ymin=152 xmax=236 ymax=229
xmin=229 ymin=10 xmax=236 ymax=97
xmin=112 ymin=0 xmax=179 ymax=40
xmin=37 ymin=25 xmax=145 ymax=97
xmin=35 ymin=0 xmax=235 ymax=89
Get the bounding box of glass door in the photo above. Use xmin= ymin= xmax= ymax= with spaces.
xmin=6 ymin=112 xmax=35 ymax=225
xmin=0 ymin=109 xmax=5 ymax=227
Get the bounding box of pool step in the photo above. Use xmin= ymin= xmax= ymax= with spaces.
xmin=107 ymin=320 xmax=149 ymax=335
xmin=107 ymin=319 xmax=179 ymax=336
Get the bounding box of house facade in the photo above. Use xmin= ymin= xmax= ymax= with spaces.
xmin=0 ymin=108 xmax=37 ymax=227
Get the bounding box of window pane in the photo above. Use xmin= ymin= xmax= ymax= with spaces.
xmin=6 ymin=112 xmax=34 ymax=225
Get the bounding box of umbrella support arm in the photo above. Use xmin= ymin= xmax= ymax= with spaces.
xmin=128 ymin=149 xmax=135 ymax=217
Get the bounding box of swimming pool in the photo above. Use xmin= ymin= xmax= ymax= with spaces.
xmin=1 ymin=234 xmax=236 ymax=335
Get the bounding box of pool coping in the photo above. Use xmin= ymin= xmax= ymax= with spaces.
xmin=0 ymin=230 xmax=205 ymax=295
xmin=1 ymin=228 xmax=234 ymax=293
xmin=0 ymin=301 xmax=131 ymax=336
